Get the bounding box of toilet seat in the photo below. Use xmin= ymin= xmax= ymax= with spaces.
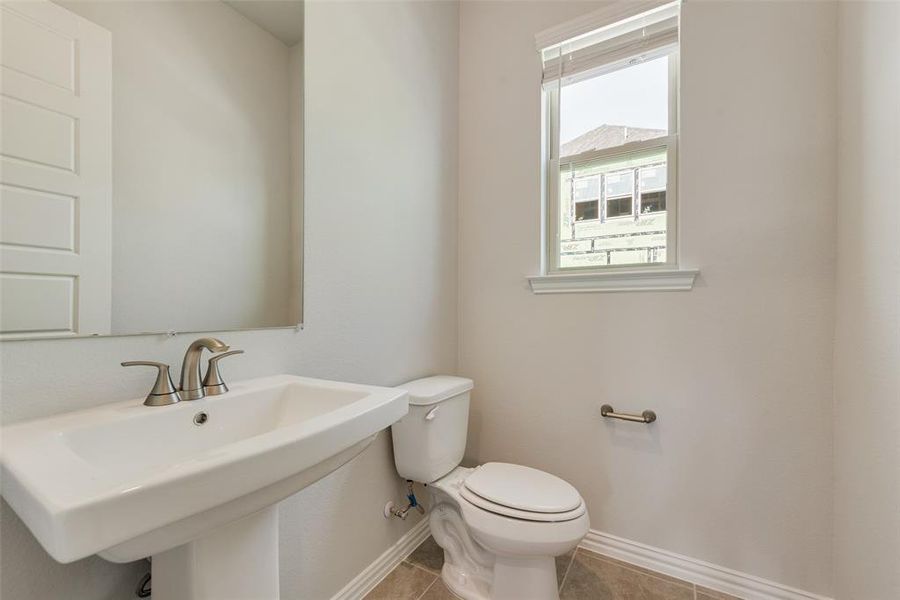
xmin=459 ymin=463 xmax=586 ymax=523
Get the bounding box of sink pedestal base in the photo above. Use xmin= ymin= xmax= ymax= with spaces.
xmin=152 ymin=506 xmax=280 ymax=600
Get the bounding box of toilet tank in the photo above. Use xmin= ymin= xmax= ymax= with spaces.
xmin=391 ymin=376 xmax=474 ymax=483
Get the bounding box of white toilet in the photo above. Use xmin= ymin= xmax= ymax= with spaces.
xmin=392 ymin=376 xmax=589 ymax=600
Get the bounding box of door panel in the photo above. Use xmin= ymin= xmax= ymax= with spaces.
xmin=0 ymin=95 xmax=76 ymax=171
xmin=0 ymin=4 xmax=76 ymax=91
xmin=0 ymin=273 xmax=74 ymax=334
xmin=0 ymin=183 xmax=75 ymax=251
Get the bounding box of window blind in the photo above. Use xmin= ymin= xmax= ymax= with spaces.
xmin=540 ymin=1 xmax=679 ymax=87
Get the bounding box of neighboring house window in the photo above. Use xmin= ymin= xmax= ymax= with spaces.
xmin=573 ymin=176 xmax=600 ymax=221
xmin=540 ymin=2 xmax=680 ymax=271
xmin=605 ymin=170 xmax=634 ymax=219
xmin=640 ymin=165 xmax=667 ymax=213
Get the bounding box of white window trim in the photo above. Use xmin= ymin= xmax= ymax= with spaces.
xmin=534 ymin=0 xmax=676 ymax=53
xmin=531 ymin=39 xmax=698 ymax=294
xmin=528 ymin=268 xmax=698 ymax=294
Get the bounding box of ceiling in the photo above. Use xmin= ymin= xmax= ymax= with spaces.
xmin=224 ymin=1 xmax=303 ymax=47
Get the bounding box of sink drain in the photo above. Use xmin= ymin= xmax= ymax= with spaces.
xmin=193 ymin=412 xmax=209 ymax=426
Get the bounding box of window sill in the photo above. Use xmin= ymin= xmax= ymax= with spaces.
xmin=528 ymin=268 xmax=699 ymax=294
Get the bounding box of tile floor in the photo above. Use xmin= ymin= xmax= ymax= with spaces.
xmin=364 ymin=536 xmax=743 ymax=600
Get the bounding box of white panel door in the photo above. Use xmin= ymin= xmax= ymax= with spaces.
xmin=0 ymin=0 xmax=111 ymax=338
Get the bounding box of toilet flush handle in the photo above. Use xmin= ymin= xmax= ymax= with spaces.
xmin=424 ymin=406 xmax=439 ymax=421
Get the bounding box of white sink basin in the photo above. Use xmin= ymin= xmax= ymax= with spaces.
xmin=1 ymin=374 xmax=408 ymax=599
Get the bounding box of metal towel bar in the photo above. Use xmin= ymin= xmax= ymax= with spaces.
xmin=600 ymin=404 xmax=657 ymax=424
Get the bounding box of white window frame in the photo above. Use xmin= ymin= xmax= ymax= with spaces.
xmin=547 ymin=52 xmax=678 ymax=272
xmin=531 ymin=47 xmax=697 ymax=293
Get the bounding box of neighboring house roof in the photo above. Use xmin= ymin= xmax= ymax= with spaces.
xmin=560 ymin=124 xmax=666 ymax=158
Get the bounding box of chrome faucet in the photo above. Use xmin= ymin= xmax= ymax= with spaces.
xmin=179 ymin=337 xmax=229 ymax=400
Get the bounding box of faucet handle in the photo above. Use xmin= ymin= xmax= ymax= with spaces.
xmin=121 ymin=361 xmax=182 ymax=407
xmin=202 ymin=350 xmax=244 ymax=396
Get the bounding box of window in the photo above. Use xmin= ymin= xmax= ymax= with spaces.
xmin=576 ymin=200 xmax=599 ymax=221
xmin=605 ymin=170 xmax=634 ymax=219
xmin=640 ymin=165 xmax=666 ymax=213
xmin=540 ymin=2 xmax=681 ymax=273
xmin=606 ymin=196 xmax=633 ymax=219
xmin=641 ymin=191 xmax=666 ymax=213
xmin=573 ymin=176 xmax=600 ymax=221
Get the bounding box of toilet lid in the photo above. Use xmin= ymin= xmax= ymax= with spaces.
xmin=462 ymin=463 xmax=582 ymax=514
xmin=460 ymin=485 xmax=587 ymax=522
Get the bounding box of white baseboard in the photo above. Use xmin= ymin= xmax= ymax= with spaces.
xmin=329 ymin=520 xmax=831 ymax=600
xmin=331 ymin=518 xmax=431 ymax=600
xmin=580 ymin=529 xmax=832 ymax=600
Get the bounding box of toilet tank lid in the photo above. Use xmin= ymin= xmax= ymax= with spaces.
xmin=397 ymin=376 xmax=473 ymax=406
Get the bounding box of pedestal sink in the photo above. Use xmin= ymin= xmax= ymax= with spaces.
xmin=0 ymin=374 xmax=408 ymax=599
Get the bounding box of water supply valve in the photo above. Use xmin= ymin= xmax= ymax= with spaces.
xmin=384 ymin=480 xmax=426 ymax=520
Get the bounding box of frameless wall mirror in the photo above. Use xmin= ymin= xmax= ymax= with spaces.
xmin=0 ymin=0 xmax=304 ymax=339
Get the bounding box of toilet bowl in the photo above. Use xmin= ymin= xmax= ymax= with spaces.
xmin=428 ymin=464 xmax=589 ymax=600
xmin=391 ymin=377 xmax=589 ymax=600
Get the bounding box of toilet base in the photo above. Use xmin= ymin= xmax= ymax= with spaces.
xmin=442 ymin=555 xmax=560 ymax=600
xmin=441 ymin=562 xmax=489 ymax=600
xmin=491 ymin=555 xmax=559 ymax=600
xmin=430 ymin=499 xmax=494 ymax=600
xmin=427 ymin=467 xmax=578 ymax=600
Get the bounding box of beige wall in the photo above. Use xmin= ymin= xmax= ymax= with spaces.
xmin=459 ymin=0 xmax=837 ymax=594
xmin=60 ymin=0 xmax=296 ymax=333
xmin=0 ymin=1 xmax=459 ymax=599
xmin=833 ymin=2 xmax=900 ymax=598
